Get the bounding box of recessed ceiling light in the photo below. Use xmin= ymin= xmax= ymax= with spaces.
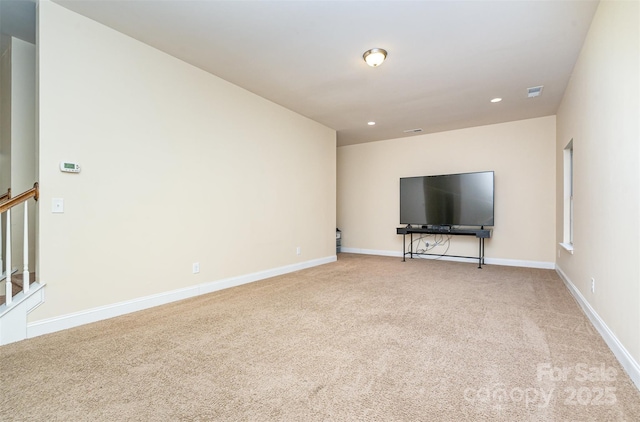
xmin=490 ymin=98 xmax=502 ymax=103
xmin=368 ymin=121 xmax=376 ymax=126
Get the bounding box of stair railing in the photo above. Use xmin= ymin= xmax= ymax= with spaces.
xmin=0 ymin=183 xmax=38 ymax=306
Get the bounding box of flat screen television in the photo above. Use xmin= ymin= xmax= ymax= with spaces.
xmin=400 ymin=171 xmax=494 ymax=227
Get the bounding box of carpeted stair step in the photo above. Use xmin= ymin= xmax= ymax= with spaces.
xmin=0 ymin=271 xmax=36 ymax=306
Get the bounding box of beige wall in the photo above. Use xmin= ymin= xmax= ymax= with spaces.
xmin=10 ymin=37 xmax=37 ymax=270
xmin=337 ymin=116 xmax=556 ymax=266
xmin=0 ymin=36 xmax=37 ymax=276
xmin=9 ymin=37 xmax=36 ymax=194
xmin=0 ymin=36 xmax=10 ymax=280
xmin=556 ymin=0 xmax=639 ymax=363
xmin=0 ymin=36 xmax=10 ymax=194
xmin=33 ymin=2 xmax=336 ymax=321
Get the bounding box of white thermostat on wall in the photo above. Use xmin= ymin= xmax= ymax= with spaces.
xmin=60 ymin=161 xmax=81 ymax=173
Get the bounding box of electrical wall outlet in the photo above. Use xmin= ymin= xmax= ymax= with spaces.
xmin=193 ymin=262 xmax=200 ymax=274
xmin=296 ymin=246 xmax=301 ymax=255
xmin=591 ymin=277 xmax=595 ymax=293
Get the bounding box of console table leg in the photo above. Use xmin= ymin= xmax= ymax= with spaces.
xmin=478 ymin=238 xmax=482 ymax=269
xmin=410 ymin=233 xmax=413 ymax=259
xmin=402 ymin=234 xmax=406 ymax=262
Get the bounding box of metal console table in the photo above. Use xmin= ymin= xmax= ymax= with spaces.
xmin=396 ymin=226 xmax=492 ymax=268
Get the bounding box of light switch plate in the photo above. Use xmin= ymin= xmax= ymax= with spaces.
xmin=52 ymin=198 xmax=64 ymax=213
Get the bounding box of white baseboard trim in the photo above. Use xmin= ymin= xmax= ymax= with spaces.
xmin=556 ymin=265 xmax=640 ymax=391
xmin=341 ymin=248 xmax=554 ymax=269
xmin=484 ymin=257 xmax=555 ymax=269
xmin=340 ymin=247 xmax=402 ymax=258
xmin=27 ymin=255 xmax=337 ymax=340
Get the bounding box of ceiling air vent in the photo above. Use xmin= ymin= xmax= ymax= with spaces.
xmin=527 ymin=85 xmax=544 ymax=98
xmin=403 ymin=128 xmax=423 ymax=134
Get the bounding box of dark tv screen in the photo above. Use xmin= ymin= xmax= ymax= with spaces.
xmin=400 ymin=171 xmax=494 ymax=227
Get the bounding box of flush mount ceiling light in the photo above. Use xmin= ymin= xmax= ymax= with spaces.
xmin=368 ymin=121 xmax=376 ymax=126
xmin=363 ymin=48 xmax=387 ymax=67
xmin=490 ymin=97 xmax=502 ymax=103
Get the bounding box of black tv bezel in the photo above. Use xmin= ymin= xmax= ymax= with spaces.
xmin=399 ymin=170 xmax=495 ymax=227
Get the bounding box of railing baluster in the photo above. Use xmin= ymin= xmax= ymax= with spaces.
xmin=0 ymin=188 xmax=7 ymax=277
xmin=0 ymin=184 xmax=38 ymax=306
xmin=23 ymin=201 xmax=29 ymax=293
xmin=5 ymin=208 xmax=12 ymax=305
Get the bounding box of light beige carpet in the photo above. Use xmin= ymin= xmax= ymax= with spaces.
xmin=1 ymin=253 xmax=639 ymax=421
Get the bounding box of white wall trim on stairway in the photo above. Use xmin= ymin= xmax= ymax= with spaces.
xmin=0 ymin=282 xmax=46 ymax=345
xmin=556 ymin=265 xmax=640 ymax=391
xmin=27 ymin=255 xmax=337 ymax=340
xmin=340 ymin=248 xmax=555 ymax=269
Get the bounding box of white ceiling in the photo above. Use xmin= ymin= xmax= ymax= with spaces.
xmin=50 ymin=1 xmax=598 ymax=146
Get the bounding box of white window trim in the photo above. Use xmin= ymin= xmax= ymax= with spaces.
xmin=563 ymin=139 xmax=574 ymax=248
xmin=559 ymin=242 xmax=574 ymax=254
